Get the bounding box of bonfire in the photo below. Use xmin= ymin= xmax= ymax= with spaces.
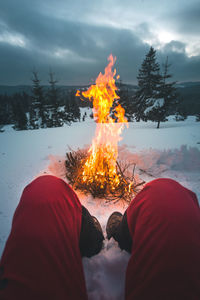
xmin=65 ymin=54 xmax=144 ymax=202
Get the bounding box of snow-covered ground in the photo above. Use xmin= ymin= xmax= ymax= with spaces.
xmin=0 ymin=112 xmax=200 ymax=299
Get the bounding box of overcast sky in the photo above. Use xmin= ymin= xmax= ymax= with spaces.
xmin=0 ymin=0 xmax=200 ymax=85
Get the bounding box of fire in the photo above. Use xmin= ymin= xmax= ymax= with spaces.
xmin=76 ymin=54 xmax=128 ymax=194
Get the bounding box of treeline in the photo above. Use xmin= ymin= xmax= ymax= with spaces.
xmin=0 ymin=72 xmax=82 ymax=130
xmin=0 ymin=47 xmax=200 ymax=130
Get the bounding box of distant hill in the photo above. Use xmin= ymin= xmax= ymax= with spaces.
xmin=0 ymin=85 xmax=32 ymax=96
xmin=0 ymin=83 xmax=138 ymax=96
xmin=0 ymin=85 xmax=90 ymax=96
xmin=176 ymin=81 xmax=200 ymax=88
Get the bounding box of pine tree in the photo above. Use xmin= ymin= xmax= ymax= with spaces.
xmin=64 ymin=90 xmax=80 ymax=124
xmin=47 ymin=71 xmax=63 ymax=127
xmin=31 ymin=71 xmax=47 ymax=128
xmin=69 ymin=90 xmax=80 ymax=121
xmin=147 ymin=57 xmax=178 ymax=128
xmin=12 ymin=101 xmax=28 ymax=130
xmin=135 ymin=47 xmax=162 ymax=122
xmin=157 ymin=57 xmax=177 ymax=127
xmin=64 ymin=98 xmax=74 ymax=124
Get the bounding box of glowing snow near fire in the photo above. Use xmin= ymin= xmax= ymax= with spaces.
xmin=75 ymin=54 xmax=130 ymax=198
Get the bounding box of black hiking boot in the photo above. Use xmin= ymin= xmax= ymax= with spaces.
xmin=106 ymin=211 xmax=123 ymax=240
xmin=92 ymin=216 xmax=103 ymax=236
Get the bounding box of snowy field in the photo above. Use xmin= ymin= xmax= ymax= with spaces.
xmin=0 ymin=111 xmax=200 ymax=299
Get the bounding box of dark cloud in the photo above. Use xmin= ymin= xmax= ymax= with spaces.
xmin=162 ymin=41 xmax=186 ymax=53
xmin=159 ymin=1 xmax=200 ymax=35
xmin=0 ymin=0 xmax=199 ymax=85
xmin=0 ymin=22 xmax=148 ymax=84
xmin=159 ymin=44 xmax=200 ymax=82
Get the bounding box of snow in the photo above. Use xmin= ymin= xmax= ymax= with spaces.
xmin=0 ymin=115 xmax=200 ymax=299
xmin=144 ymin=97 xmax=164 ymax=115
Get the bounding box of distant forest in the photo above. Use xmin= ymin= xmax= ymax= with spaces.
xmin=0 ymin=71 xmax=90 ymax=131
xmin=0 ymin=78 xmax=200 ymax=131
xmin=0 ymin=48 xmax=200 ymax=130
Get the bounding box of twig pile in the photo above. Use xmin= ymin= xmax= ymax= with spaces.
xmin=65 ymin=149 xmax=145 ymax=203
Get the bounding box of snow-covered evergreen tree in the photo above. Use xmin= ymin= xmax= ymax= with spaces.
xmin=47 ymin=71 xmax=63 ymax=127
xmin=145 ymin=57 xmax=178 ymax=128
xmin=31 ymin=72 xmax=47 ymax=128
xmin=134 ymin=47 xmax=162 ymax=122
xmin=12 ymin=101 xmax=28 ymax=130
xmin=135 ymin=48 xmax=178 ymax=128
xmin=64 ymin=98 xmax=74 ymax=124
xmin=64 ymin=90 xmax=80 ymax=124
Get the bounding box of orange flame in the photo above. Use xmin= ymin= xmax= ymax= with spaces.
xmin=76 ymin=54 xmax=128 ymax=191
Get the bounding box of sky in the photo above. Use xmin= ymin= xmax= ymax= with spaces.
xmin=0 ymin=0 xmax=200 ymax=85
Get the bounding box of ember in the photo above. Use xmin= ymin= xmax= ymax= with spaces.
xmin=66 ymin=54 xmax=144 ymax=202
